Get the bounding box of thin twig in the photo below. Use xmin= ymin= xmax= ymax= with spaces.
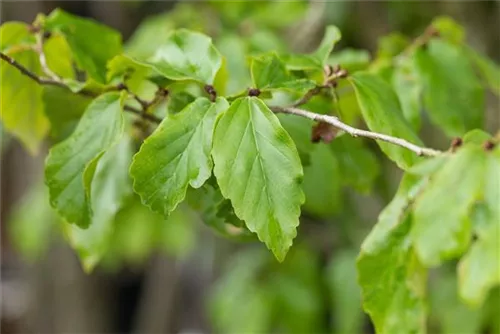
xmin=271 ymin=106 xmax=442 ymax=157
xmin=0 ymin=51 xmax=162 ymax=124
xmin=35 ymin=32 xmax=60 ymax=81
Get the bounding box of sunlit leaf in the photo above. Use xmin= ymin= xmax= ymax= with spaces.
xmin=212 ymin=97 xmax=304 ymax=261
xmin=130 ymin=97 xmax=229 ymax=216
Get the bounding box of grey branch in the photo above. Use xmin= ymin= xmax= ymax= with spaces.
xmin=271 ymin=106 xmax=442 ymax=157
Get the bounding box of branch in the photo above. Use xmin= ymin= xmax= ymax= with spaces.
xmin=0 ymin=51 xmax=162 ymax=124
xmin=271 ymin=106 xmax=442 ymax=157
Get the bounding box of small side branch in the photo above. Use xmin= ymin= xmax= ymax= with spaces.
xmin=271 ymin=106 xmax=442 ymax=157
xmin=0 ymin=51 xmax=162 ymax=124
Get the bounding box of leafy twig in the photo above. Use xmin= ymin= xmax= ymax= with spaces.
xmin=0 ymin=51 xmax=162 ymax=124
xmin=271 ymin=105 xmax=442 ymax=157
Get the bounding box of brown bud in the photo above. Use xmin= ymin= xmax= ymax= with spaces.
xmin=450 ymin=137 xmax=462 ymax=151
xmin=204 ymin=84 xmax=216 ymax=95
xmin=324 ymin=65 xmax=334 ymax=77
xmin=332 ymin=64 xmax=341 ymax=73
xmin=311 ymin=122 xmax=337 ymax=144
xmin=337 ymin=69 xmax=349 ymax=78
xmin=42 ymin=31 xmax=52 ymax=39
xmin=116 ymin=82 xmax=128 ymax=91
xmin=328 ymin=79 xmax=338 ymax=88
xmin=483 ymin=140 xmax=496 ymax=151
xmin=248 ymin=88 xmax=261 ymax=97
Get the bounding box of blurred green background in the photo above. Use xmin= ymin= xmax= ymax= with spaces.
xmin=1 ymin=1 xmax=499 ymax=333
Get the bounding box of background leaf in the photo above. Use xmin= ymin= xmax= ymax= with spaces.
xmin=212 ymin=97 xmax=304 ymax=261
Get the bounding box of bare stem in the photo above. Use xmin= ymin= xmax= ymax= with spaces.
xmin=271 ymin=106 xmax=442 ymax=157
xmin=0 ymin=51 xmax=162 ymax=124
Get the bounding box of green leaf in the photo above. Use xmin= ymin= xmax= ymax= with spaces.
xmin=328 ymin=48 xmax=371 ymax=72
xmin=0 ymin=49 xmax=48 ymax=154
xmin=376 ymin=32 xmax=410 ymax=59
xmin=0 ymin=22 xmax=35 ymax=52
xmin=64 ymin=136 xmax=132 ymax=272
xmin=130 ymin=97 xmax=229 ymax=216
xmin=277 ymin=114 xmax=315 ymax=165
xmin=43 ymin=34 xmax=75 ymax=79
xmin=331 ymin=135 xmax=380 ymax=193
xmin=411 ymin=146 xmax=487 ymax=266
xmin=45 ymin=92 xmax=125 ymax=228
xmin=302 ymin=144 xmax=342 ymax=217
xmin=45 ymin=9 xmax=122 ymax=83
xmin=282 ymin=25 xmax=341 ymax=71
xmin=350 ymin=72 xmax=423 ymax=169
xmin=42 ymin=86 xmax=89 ymax=140
xmin=429 ymin=269 xmax=482 ymax=334
xmin=392 ymin=57 xmax=422 ymax=130
xmin=458 ymin=149 xmax=500 ymax=306
xmin=251 ymin=53 xmax=315 ymax=92
xmin=212 ymin=97 xmax=304 ymax=261
xmin=327 ymin=250 xmax=364 ymax=334
xmin=414 ymin=39 xmax=484 ymax=137
xmin=9 ymin=183 xmax=55 ymax=261
xmin=466 ymin=46 xmax=500 ymax=96
xmin=137 ymin=29 xmax=222 ymax=84
xmin=357 ymin=174 xmax=427 ymax=334
xmin=431 ymin=16 xmax=465 ymax=44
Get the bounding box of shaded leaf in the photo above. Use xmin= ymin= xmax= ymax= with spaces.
xmin=130 ymin=97 xmax=229 ymax=216
xmin=64 ymin=136 xmax=132 ymax=272
xmin=212 ymin=97 xmax=304 ymax=261
xmin=466 ymin=46 xmax=500 ymax=96
xmin=350 ymin=72 xmax=423 ymax=169
xmin=45 ymin=9 xmax=122 ymax=83
xmin=414 ymin=39 xmax=484 ymax=137
xmin=0 ymin=21 xmax=35 ymax=52
xmin=45 ymin=92 xmax=125 ymax=228
xmin=392 ymin=57 xmax=422 ymax=130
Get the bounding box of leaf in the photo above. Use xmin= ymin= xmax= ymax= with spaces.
xmin=350 ymin=72 xmax=423 ymax=170
xmin=9 ymin=183 xmax=55 ymax=261
xmin=357 ymin=174 xmax=427 ymax=334
xmin=331 ymin=135 xmax=380 ymax=193
xmin=392 ymin=57 xmax=422 ymax=130
xmin=282 ymin=25 xmax=341 ymax=71
xmin=431 ymin=16 xmax=465 ymax=44
xmin=64 ymin=136 xmax=132 ymax=272
xmin=43 ymin=34 xmax=75 ymax=78
xmin=414 ymin=39 xmax=484 ymax=137
xmin=466 ymin=46 xmax=500 ymax=96
xmin=411 ymin=146 xmax=487 ymax=266
xmin=45 ymin=92 xmax=125 ymax=228
xmin=277 ymin=114 xmax=315 ymax=165
xmin=302 ymin=144 xmax=342 ymax=217
xmin=45 ymin=9 xmax=122 ymax=83
xmin=328 ymin=48 xmax=371 ymax=72
xmin=212 ymin=97 xmax=304 ymax=261
xmin=376 ymin=32 xmax=410 ymax=59
xmin=326 ymin=250 xmax=364 ymax=334
xmin=137 ymin=29 xmax=222 ymax=84
xmin=0 ymin=21 xmax=35 ymax=53
xmin=0 ymin=49 xmax=48 ymax=154
xmin=130 ymin=97 xmax=229 ymax=216
xmin=458 ymin=148 xmax=500 ymax=306
xmin=429 ymin=269 xmax=482 ymax=334
xmin=42 ymin=86 xmax=89 ymax=140
xmin=251 ymin=53 xmax=315 ymax=92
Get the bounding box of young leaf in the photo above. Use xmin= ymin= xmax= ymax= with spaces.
xmin=251 ymin=53 xmax=315 ymax=92
xmin=458 ymin=148 xmax=500 ymax=306
xmin=212 ymin=97 xmax=304 ymax=261
xmin=411 ymin=146 xmax=487 ymax=266
xmin=431 ymin=16 xmax=465 ymax=44
xmin=466 ymin=46 xmax=500 ymax=96
xmin=44 ymin=9 xmax=122 ymax=83
xmin=282 ymin=25 xmax=341 ymax=71
xmin=0 ymin=22 xmax=35 ymax=52
xmin=0 ymin=50 xmax=48 ymax=154
xmin=414 ymin=40 xmax=484 ymax=137
xmin=136 ymin=29 xmax=222 ymax=84
xmin=357 ymin=174 xmax=427 ymax=334
xmin=130 ymin=97 xmax=229 ymax=216
xmin=45 ymin=92 xmax=125 ymax=228
xmin=64 ymin=136 xmax=132 ymax=272
xmin=350 ymin=72 xmax=423 ymax=169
